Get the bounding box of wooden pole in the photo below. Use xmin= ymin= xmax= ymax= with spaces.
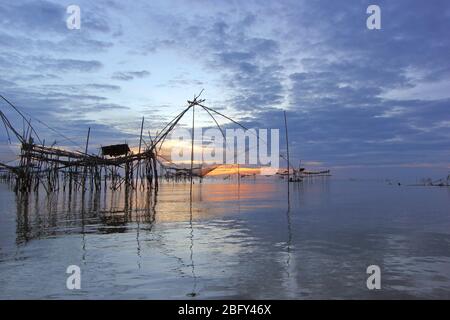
xmin=190 ymin=105 xmax=195 ymax=188
xmin=138 ymin=117 xmax=144 ymax=153
xmin=84 ymin=127 xmax=90 ymax=155
xmin=136 ymin=116 xmax=144 ymax=190
xmin=284 ymin=111 xmax=290 ymax=183
xmin=237 ymin=164 xmax=240 ymax=185
xmin=82 ymin=127 xmax=90 ymax=191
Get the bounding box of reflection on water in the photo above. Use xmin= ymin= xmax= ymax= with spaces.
xmin=1 ymin=178 xmax=450 ymax=299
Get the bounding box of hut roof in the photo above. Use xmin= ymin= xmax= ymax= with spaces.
xmin=101 ymin=144 xmax=130 ymax=157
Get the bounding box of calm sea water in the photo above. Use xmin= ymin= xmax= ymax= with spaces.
xmin=1 ymin=178 xmax=450 ymax=299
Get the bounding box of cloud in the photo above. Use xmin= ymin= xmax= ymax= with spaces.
xmin=33 ymin=57 xmax=103 ymax=72
xmin=85 ymin=84 xmax=121 ymax=91
xmin=112 ymin=70 xmax=150 ymax=81
xmin=0 ymin=0 xmax=65 ymax=34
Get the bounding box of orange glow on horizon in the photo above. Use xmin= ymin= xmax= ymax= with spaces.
xmin=206 ymin=165 xmax=261 ymax=176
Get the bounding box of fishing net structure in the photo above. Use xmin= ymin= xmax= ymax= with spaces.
xmin=0 ymin=92 xmax=258 ymax=194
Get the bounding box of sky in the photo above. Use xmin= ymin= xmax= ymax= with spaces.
xmin=0 ymin=0 xmax=449 ymax=179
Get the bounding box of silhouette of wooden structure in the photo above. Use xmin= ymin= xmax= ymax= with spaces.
xmin=0 ymin=92 xmax=252 ymax=194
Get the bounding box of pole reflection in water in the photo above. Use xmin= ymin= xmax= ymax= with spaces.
xmin=81 ymin=191 xmax=86 ymax=264
xmin=285 ymin=183 xmax=292 ymax=278
xmin=187 ymin=183 xmax=198 ymax=297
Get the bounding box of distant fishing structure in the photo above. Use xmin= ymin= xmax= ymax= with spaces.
xmin=0 ymin=91 xmax=330 ymax=195
xmin=401 ymin=174 xmax=450 ymax=187
xmin=278 ymin=110 xmax=330 ymax=183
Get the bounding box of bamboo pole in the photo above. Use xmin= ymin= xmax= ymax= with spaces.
xmin=82 ymin=127 xmax=90 ymax=191
xmin=237 ymin=163 xmax=240 ymax=185
xmin=190 ymin=105 xmax=195 ymax=189
xmin=136 ymin=116 xmax=144 ymax=190
xmin=284 ymin=111 xmax=290 ymax=184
